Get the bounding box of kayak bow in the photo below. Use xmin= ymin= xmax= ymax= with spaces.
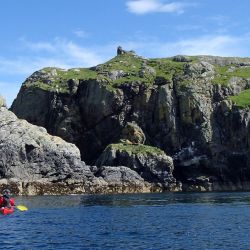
xmin=0 ymin=207 xmax=14 ymax=215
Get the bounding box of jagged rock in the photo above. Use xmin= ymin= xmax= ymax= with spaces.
xmin=95 ymin=143 xmax=180 ymax=191
xmin=0 ymin=96 xmax=6 ymax=108
xmin=117 ymin=46 xmax=125 ymax=55
xmin=108 ymin=70 xmax=128 ymax=80
xmin=117 ymin=46 xmax=136 ymax=56
xmin=172 ymin=55 xmax=192 ymax=63
xmin=0 ymin=106 xmax=167 ymax=195
xmin=10 ymin=52 xmax=250 ymax=191
xmin=68 ymin=79 xmax=79 ymax=94
xmin=95 ymin=166 xmax=156 ymax=193
xmin=0 ymin=106 xmax=94 ymax=185
xmin=139 ymin=65 xmax=156 ymax=78
xmin=184 ymin=61 xmax=214 ymax=77
xmin=121 ymin=122 xmax=146 ymax=144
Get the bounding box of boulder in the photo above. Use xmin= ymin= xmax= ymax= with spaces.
xmin=172 ymin=55 xmax=192 ymax=62
xmin=121 ymin=122 xmax=146 ymax=144
xmin=117 ymin=46 xmax=125 ymax=55
xmin=139 ymin=65 xmax=156 ymax=78
xmin=96 ymin=143 xmax=180 ymax=191
xmin=95 ymin=166 xmax=156 ymax=193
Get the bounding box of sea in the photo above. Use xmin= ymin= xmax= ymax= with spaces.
xmin=1 ymin=192 xmax=250 ymax=250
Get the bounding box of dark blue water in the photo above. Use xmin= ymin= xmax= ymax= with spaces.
xmin=1 ymin=192 xmax=250 ymax=249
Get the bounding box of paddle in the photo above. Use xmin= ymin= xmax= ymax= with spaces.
xmin=16 ymin=205 xmax=28 ymax=211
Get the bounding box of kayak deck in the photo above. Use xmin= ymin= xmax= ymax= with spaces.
xmin=0 ymin=207 xmax=14 ymax=215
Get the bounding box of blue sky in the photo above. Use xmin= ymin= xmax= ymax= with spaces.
xmin=1 ymin=0 xmax=250 ymax=106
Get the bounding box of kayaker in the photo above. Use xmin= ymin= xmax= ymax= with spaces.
xmin=0 ymin=189 xmax=15 ymax=208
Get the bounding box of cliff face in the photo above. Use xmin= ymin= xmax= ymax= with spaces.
xmin=0 ymin=97 xmax=92 ymax=194
xmin=0 ymin=97 xmax=165 ymax=195
xmin=11 ymin=51 xmax=250 ymax=191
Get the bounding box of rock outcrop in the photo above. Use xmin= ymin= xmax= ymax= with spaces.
xmin=121 ymin=122 xmax=146 ymax=144
xmin=10 ymin=51 xmax=250 ymax=191
xmin=94 ymin=166 xmax=156 ymax=193
xmin=96 ymin=143 xmax=181 ymax=191
xmin=0 ymin=98 xmax=95 ymax=194
xmin=0 ymin=98 xmax=158 ymax=194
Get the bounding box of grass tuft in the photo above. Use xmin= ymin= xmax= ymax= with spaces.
xmin=107 ymin=142 xmax=166 ymax=156
xmin=230 ymin=89 xmax=250 ymax=108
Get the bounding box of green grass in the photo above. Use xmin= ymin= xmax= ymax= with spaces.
xmin=96 ymin=54 xmax=187 ymax=89
xmin=106 ymin=142 xmax=165 ymax=156
xmin=230 ymin=89 xmax=250 ymax=108
xmin=213 ymin=65 xmax=250 ymax=86
xmin=24 ymin=68 xmax=97 ymax=93
xmin=98 ymin=53 xmax=154 ymax=87
xmin=148 ymin=58 xmax=185 ymax=82
xmin=26 ymin=53 xmax=247 ymax=93
xmin=232 ymin=67 xmax=250 ymax=78
xmin=23 ymin=53 xmax=250 ymax=93
xmin=100 ymin=53 xmax=142 ymax=72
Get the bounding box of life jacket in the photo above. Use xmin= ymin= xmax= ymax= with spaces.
xmin=0 ymin=196 xmax=15 ymax=208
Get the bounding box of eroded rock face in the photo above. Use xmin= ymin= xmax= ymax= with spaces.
xmin=0 ymin=105 xmax=96 ymax=193
xmin=0 ymin=103 xmax=171 ymax=194
xmin=95 ymin=143 xmax=181 ymax=191
xmin=10 ymin=53 xmax=250 ymax=191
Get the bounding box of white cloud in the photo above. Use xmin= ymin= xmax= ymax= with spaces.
xmin=116 ymin=34 xmax=250 ymax=57
xmin=162 ymin=35 xmax=241 ymax=56
xmin=0 ymin=39 xmax=106 ymax=75
xmin=0 ymin=39 xmax=109 ymax=106
xmin=20 ymin=38 xmax=55 ymax=52
xmin=162 ymin=35 xmax=250 ymax=56
xmin=62 ymin=41 xmax=101 ymax=65
xmin=1 ymin=34 xmax=250 ymax=106
xmin=73 ymin=30 xmax=89 ymax=38
xmin=1 ymin=34 xmax=250 ymax=78
xmin=126 ymin=0 xmax=187 ymax=14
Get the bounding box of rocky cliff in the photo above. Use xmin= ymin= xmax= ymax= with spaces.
xmin=10 ymin=48 xmax=250 ymax=191
xmin=0 ymin=96 xmax=166 ymax=195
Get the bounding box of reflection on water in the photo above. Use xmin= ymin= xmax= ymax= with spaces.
xmin=15 ymin=192 xmax=250 ymax=209
xmin=79 ymin=192 xmax=250 ymax=207
xmin=1 ymin=192 xmax=250 ymax=249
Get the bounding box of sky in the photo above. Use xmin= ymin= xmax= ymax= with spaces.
xmin=1 ymin=0 xmax=250 ymax=106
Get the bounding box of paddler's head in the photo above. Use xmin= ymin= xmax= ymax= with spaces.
xmin=2 ymin=189 xmax=11 ymax=199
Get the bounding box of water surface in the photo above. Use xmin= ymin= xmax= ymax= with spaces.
xmin=1 ymin=192 xmax=250 ymax=249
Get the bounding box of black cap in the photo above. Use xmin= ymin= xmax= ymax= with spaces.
xmin=3 ymin=189 xmax=11 ymax=197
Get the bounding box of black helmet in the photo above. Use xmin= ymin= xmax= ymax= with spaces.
xmin=2 ymin=189 xmax=11 ymax=198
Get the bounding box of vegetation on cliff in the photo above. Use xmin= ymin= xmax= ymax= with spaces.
xmin=231 ymin=89 xmax=250 ymax=108
xmin=22 ymin=51 xmax=250 ymax=98
xmin=213 ymin=64 xmax=250 ymax=85
xmin=22 ymin=52 xmax=192 ymax=93
xmin=106 ymin=142 xmax=166 ymax=156
xmin=24 ymin=67 xmax=98 ymax=93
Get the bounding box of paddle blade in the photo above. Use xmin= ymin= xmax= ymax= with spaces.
xmin=16 ymin=205 xmax=28 ymax=211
